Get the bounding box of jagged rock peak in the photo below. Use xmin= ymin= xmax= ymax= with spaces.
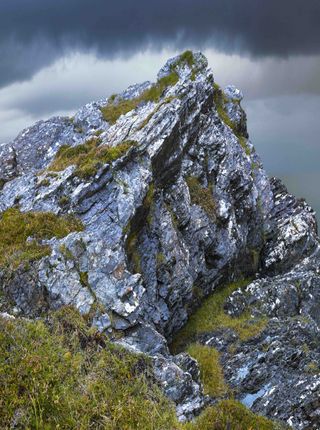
xmin=0 ymin=51 xmax=319 ymax=427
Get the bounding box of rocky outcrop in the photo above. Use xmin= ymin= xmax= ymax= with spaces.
xmin=0 ymin=51 xmax=319 ymax=428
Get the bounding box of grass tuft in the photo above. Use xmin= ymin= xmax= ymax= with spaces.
xmin=48 ymin=138 xmax=136 ymax=179
xmin=101 ymin=73 xmax=179 ymax=125
xmin=0 ymin=208 xmax=83 ymax=269
xmin=187 ymin=344 xmax=228 ymax=397
xmin=174 ymin=50 xmax=195 ymax=69
xmin=38 ymin=178 xmax=50 ymax=187
xmin=171 ymin=279 xmax=268 ymax=353
xmin=185 ymin=400 xmax=285 ymax=430
xmin=0 ymin=306 xmax=285 ymax=430
xmin=101 ymin=99 xmax=138 ymax=125
xmin=186 ymin=176 xmax=216 ymax=221
xmin=0 ymin=309 xmax=179 ymax=430
xmin=59 ymin=195 xmax=70 ymax=207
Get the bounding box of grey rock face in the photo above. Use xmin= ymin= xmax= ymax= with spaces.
xmin=0 ymin=51 xmax=319 ymax=426
xmin=261 ymin=178 xmax=318 ymax=275
xmin=222 ymin=273 xmax=320 ymax=429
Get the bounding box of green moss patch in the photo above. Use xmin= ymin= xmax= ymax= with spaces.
xmin=125 ymin=227 xmax=141 ymax=274
xmin=101 ymin=73 xmax=179 ymax=125
xmin=59 ymin=195 xmax=70 ymax=207
xmin=185 ymin=400 xmax=284 ymax=430
xmin=0 ymin=308 xmax=179 ymax=430
xmin=100 ymin=51 xmax=198 ymax=126
xmin=171 ymin=279 xmax=268 ymax=353
xmin=239 ymin=135 xmax=251 ymax=156
xmin=0 ymin=306 xmax=285 ymax=430
xmin=187 ymin=344 xmax=228 ymax=397
xmin=48 ymin=138 xmax=136 ymax=179
xmin=186 ymin=176 xmax=216 ymax=221
xmin=213 ymin=85 xmax=235 ymax=130
xmin=0 ymin=208 xmax=83 ymax=269
xmin=170 ymin=50 xmax=198 ymax=80
xmin=38 ymin=178 xmax=50 ymax=187
xmin=174 ymin=50 xmax=195 ymax=69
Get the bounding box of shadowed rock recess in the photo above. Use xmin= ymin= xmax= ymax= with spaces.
xmin=0 ymin=52 xmax=319 ymax=429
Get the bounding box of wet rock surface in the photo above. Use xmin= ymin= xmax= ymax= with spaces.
xmin=0 ymin=51 xmax=319 ymax=428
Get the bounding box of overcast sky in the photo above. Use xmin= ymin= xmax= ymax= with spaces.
xmin=1 ymin=0 xmax=320 ymax=219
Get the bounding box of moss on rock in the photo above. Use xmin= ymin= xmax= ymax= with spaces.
xmin=186 ymin=176 xmax=216 ymax=221
xmin=101 ymin=72 xmax=179 ymax=125
xmin=185 ymin=400 xmax=285 ymax=430
xmin=48 ymin=138 xmax=136 ymax=179
xmin=0 ymin=208 xmax=83 ymax=270
xmin=171 ymin=279 xmax=268 ymax=353
xmin=187 ymin=344 xmax=228 ymax=397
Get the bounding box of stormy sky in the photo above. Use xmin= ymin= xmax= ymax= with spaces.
xmin=1 ymin=0 xmax=320 ymax=218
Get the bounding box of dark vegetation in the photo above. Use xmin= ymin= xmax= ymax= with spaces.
xmin=125 ymin=183 xmax=155 ymax=274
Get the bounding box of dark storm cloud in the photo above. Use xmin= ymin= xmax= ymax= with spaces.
xmin=1 ymin=0 xmax=320 ymax=88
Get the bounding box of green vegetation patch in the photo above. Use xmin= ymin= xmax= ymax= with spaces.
xmin=213 ymin=84 xmax=235 ymax=130
xmin=306 ymin=361 xmax=320 ymax=374
xmin=48 ymin=138 xmax=136 ymax=179
xmin=174 ymin=50 xmax=195 ymax=69
xmin=101 ymin=73 xmax=179 ymax=124
xmin=59 ymin=195 xmax=70 ymax=207
xmin=171 ymin=279 xmax=268 ymax=353
xmin=0 ymin=308 xmax=179 ymax=430
xmin=125 ymin=228 xmax=141 ymax=275
xmin=239 ymin=135 xmax=251 ymax=157
xmin=186 ymin=176 xmax=216 ymax=221
xmin=185 ymin=400 xmax=284 ymax=430
xmin=187 ymin=344 xmax=228 ymax=397
xmin=101 ymin=51 xmax=198 ymax=126
xmin=101 ymin=98 xmax=138 ymax=125
xmin=0 ymin=208 xmax=83 ymax=269
xmin=171 ymin=50 xmax=200 ymax=80
xmin=38 ymin=178 xmax=50 ymax=187
xmin=0 ymin=306 xmax=286 ymax=430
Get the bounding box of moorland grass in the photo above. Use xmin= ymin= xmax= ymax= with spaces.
xmin=0 ymin=208 xmax=83 ymax=269
xmin=48 ymin=138 xmax=136 ymax=179
xmin=171 ymin=279 xmax=268 ymax=353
